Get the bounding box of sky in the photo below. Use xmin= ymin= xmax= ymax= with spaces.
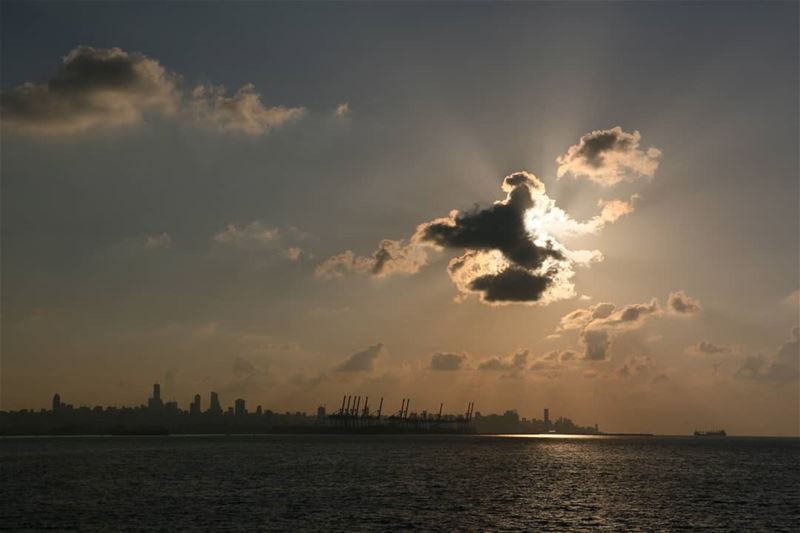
xmin=1 ymin=1 xmax=798 ymax=436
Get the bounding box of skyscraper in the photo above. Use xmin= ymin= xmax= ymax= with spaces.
xmin=209 ymin=391 xmax=222 ymax=414
xmin=190 ymin=394 xmax=201 ymax=415
xmin=235 ymin=398 xmax=246 ymax=416
xmin=544 ymin=408 xmax=550 ymax=431
xmin=148 ymin=383 xmax=163 ymax=409
xmin=52 ymin=393 xmax=61 ymax=413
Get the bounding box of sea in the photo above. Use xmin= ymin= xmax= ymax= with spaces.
xmin=2 ymin=435 xmax=799 ymax=531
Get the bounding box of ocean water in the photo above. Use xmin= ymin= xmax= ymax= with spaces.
xmin=2 ymin=435 xmax=799 ymax=531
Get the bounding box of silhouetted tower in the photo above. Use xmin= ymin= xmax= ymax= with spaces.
xmin=209 ymin=391 xmax=222 ymax=414
xmin=52 ymin=393 xmax=62 ymax=413
xmin=317 ymin=406 xmax=326 ymax=419
xmin=377 ymin=397 xmax=383 ymax=418
xmin=235 ymin=398 xmax=246 ymax=416
xmin=438 ymin=403 xmax=443 ymax=420
xmin=148 ymin=383 xmax=164 ymax=409
xmin=190 ymin=394 xmax=202 ymax=415
xmin=544 ymin=408 xmax=550 ymax=431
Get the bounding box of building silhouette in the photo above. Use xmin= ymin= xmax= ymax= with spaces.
xmin=0 ymin=384 xmax=600 ymax=436
xmin=148 ymin=383 xmax=163 ymax=410
xmin=209 ymin=392 xmax=222 ymax=414
xmin=190 ymin=394 xmax=201 ymax=415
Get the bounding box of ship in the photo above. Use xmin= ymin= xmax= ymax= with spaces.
xmin=693 ymin=429 xmax=726 ymax=437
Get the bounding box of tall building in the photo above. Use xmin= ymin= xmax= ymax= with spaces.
xmin=317 ymin=406 xmax=326 ymax=419
xmin=52 ymin=393 xmax=62 ymax=413
xmin=148 ymin=383 xmax=164 ymax=409
xmin=190 ymin=394 xmax=202 ymax=415
xmin=209 ymin=392 xmax=222 ymax=414
xmin=544 ymin=408 xmax=550 ymax=431
xmin=235 ymin=398 xmax=246 ymax=416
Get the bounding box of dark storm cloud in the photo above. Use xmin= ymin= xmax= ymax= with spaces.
xmin=737 ymin=328 xmax=799 ymax=381
xmin=1 ymin=46 xmax=304 ymax=135
xmin=430 ymin=352 xmax=468 ymax=371
xmin=335 ymin=343 xmax=384 ymax=372
xmin=557 ymin=127 xmax=662 ymax=186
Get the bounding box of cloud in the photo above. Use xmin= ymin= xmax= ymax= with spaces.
xmin=477 ymin=350 xmax=529 ymax=372
xmin=529 ymin=350 xmax=575 ymax=374
xmin=214 ymin=221 xmax=278 ymax=248
xmin=1 ymin=46 xmax=304 ymax=136
xmin=335 ymin=102 xmax=349 ymax=118
xmin=315 ymin=238 xmax=429 ymax=279
xmin=1 ymin=46 xmax=179 ymax=135
xmin=651 ymin=374 xmax=670 ymax=385
xmin=737 ymin=327 xmax=799 ymax=381
xmin=686 ymin=341 xmax=733 ymax=356
xmin=563 ymin=297 xmax=663 ymax=360
xmin=144 ymin=232 xmax=172 ymax=249
xmin=213 ymin=222 xmax=307 ymax=261
xmin=558 ymin=302 xmax=615 ymax=331
xmin=556 ymin=127 xmax=662 ymax=186
xmin=581 ymin=329 xmax=611 ymax=360
xmin=320 ymin=171 xmax=634 ymax=305
xmin=617 ymin=356 xmax=655 ymax=379
xmin=335 ymin=343 xmax=384 ymax=372
xmin=667 ymin=290 xmax=702 ymax=315
xmin=189 ymin=83 xmax=304 ymax=135
xmin=219 ymin=356 xmax=274 ymax=398
xmin=784 ymin=289 xmax=799 ymax=306
xmin=430 ymin=352 xmax=468 ymax=371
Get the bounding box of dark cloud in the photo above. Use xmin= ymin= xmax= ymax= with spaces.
xmin=737 ymin=328 xmax=799 ymax=381
xmin=1 ymin=46 xmax=178 ymax=134
xmin=1 ymin=46 xmax=304 ymax=136
xmin=335 ymin=343 xmax=384 ymax=372
xmin=557 ymin=126 xmax=662 ymax=186
xmin=420 ymin=174 xmax=561 ymax=270
xmin=667 ymin=290 xmax=702 ymax=315
xmin=430 ymin=352 xmax=468 ymax=371
xmin=319 ymin=169 xmax=636 ymax=305
xmin=468 ymin=267 xmax=552 ymax=303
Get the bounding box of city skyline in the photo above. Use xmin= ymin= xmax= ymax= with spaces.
xmin=1 ymin=2 xmax=798 ymax=437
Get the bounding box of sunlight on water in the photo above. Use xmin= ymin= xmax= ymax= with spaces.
xmin=487 ymin=433 xmax=612 ymax=439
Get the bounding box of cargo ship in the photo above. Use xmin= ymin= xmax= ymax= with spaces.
xmin=693 ymin=429 xmax=726 ymax=437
